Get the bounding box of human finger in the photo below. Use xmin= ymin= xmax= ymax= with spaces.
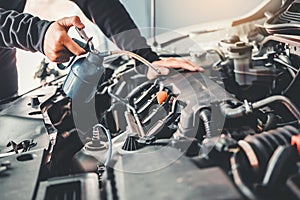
xmin=63 ymin=36 xmax=86 ymax=56
xmin=152 ymin=58 xmax=204 ymax=72
xmin=57 ymin=16 xmax=85 ymax=30
xmin=147 ymin=66 xmax=170 ymax=80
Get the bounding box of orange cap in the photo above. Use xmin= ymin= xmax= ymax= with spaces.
xmin=157 ymin=91 xmax=168 ymax=105
xmin=291 ymin=135 xmax=300 ymax=155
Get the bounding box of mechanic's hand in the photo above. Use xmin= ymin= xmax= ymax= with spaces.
xmin=43 ymin=16 xmax=86 ymax=63
xmin=147 ymin=57 xmax=204 ymax=79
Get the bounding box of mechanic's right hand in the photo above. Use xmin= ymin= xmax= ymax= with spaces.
xmin=147 ymin=57 xmax=204 ymax=79
xmin=43 ymin=16 xmax=86 ymax=63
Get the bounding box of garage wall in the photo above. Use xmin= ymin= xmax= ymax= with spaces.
xmin=121 ymin=0 xmax=262 ymax=37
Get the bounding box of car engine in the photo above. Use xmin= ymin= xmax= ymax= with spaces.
xmin=2 ymin=0 xmax=300 ymax=199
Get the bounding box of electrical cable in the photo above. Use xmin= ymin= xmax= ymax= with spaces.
xmin=93 ymin=124 xmax=112 ymax=166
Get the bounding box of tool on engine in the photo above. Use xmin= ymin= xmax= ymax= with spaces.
xmin=58 ymin=27 xmax=161 ymax=103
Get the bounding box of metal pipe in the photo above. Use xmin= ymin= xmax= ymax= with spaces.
xmin=150 ymin=0 xmax=158 ymax=47
xmin=220 ymin=95 xmax=300 ymax=124
xmin=273 ymin=57 xmax=297 ymax=78
xmin=252 ymin=95 xmax=300 ymax=124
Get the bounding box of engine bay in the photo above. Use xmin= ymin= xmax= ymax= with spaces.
xmin=2 ymin=0 xmax=300 ymax=199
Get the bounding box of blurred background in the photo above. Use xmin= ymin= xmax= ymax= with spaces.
xmin=18 ymin=0 xmax=262 ymax=93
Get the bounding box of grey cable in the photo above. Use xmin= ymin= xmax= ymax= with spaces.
xmin=93 ymin=124 xmax=112 ymax=166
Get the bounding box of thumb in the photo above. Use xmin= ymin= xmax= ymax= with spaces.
xmin=57 ymin=16 xmax=85 ymax=30
xmin=147 ymin=66 xmax=170 ymax=80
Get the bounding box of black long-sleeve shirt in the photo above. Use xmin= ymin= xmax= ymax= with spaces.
xmin=0 ymin=0 xmax=159 ymax=100
xmin=0 ymin=0 xmax=49 ymax=99
xmin=71 ymin=0 xmax=159 ymax=62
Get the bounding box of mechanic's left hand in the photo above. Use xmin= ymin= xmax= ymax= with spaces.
xmin=147 ymin=57 xmax=204 ymax=79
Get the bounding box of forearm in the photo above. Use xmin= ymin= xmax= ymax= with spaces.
xmin=0 ymin=8 xmax=52 ymax=53
xmin=71 ymin=0 xmax=160 ymax=62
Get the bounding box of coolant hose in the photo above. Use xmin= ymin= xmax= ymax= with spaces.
xmin=220 ymin=101 xmax=248 ymax=119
